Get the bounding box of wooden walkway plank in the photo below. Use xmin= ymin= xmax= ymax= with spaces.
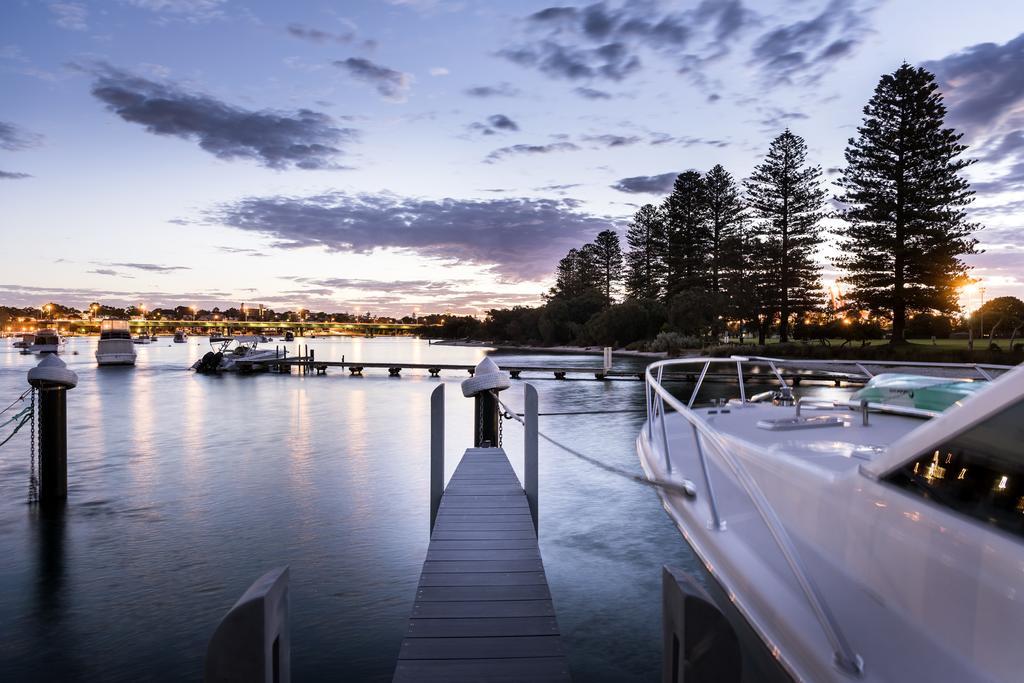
xmin=395 ymin=447 xmax=570 ymax=682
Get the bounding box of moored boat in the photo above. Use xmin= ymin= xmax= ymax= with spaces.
xmin=192 ymin=336 xmax=280 ymax=374
xmin=96 ymin=320 xmax=137 ymax=366
xmin=12 ymin=332 xmax=35 ymax=349
xmin=173 ymin=330 xmax=188 ymax=343
xmin=638 ymin=356 xmax=1023 ymax=682
xmin=29 ymin=329 xmax=64 ymax=354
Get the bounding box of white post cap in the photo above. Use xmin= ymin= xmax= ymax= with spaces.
xmin=28 ymin=354 xmax=78 ymax=389
xmin=461 ymin=357 xmax=511 ymax=397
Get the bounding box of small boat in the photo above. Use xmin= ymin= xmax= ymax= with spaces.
xmin=29 ymin=329 xmax=65 ymax=354
xmin=95 ymin=320 xmax=137 ymax=366
xmin=284 ymin=331 xmax=295 ymax=342
xmin=638 ymin=357 xmax=1023 ymax=682
xmin=150 ymin=333 xmax=158 ymax=342
xmin=12 ymin=333 xmax=35 ymax=349
xmin=133 ymin=334 xmax=151 ymax=345
xmin=210 ymin=333 xmax=232 ymax=343
xmin=192 ymin=336 xmax=281 ymax=374
xmin=173 ymin=330 xmax=188 ymax=343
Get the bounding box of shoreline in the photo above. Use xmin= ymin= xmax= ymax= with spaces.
xmin=428 ymin=338 xmax=669 ymax=359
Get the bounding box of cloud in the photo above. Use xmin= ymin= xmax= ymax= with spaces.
xmin=334 ymin=57 xmax=412 ymax=101
xmin=757 ymin=107 xmax=809 ymax=130
xmin=429 ymin=67 xmax=449 ymax=76
xmin=464 ymin=82 xmax=521 ymax=98
xmin=104 ymin=262 xmax=191 ymax=272
xmin=124 ymin=0 xmax=226 ymax=22
xmin=51 ymin=2 xmax=89 ymax=31
xmin=216 ymin=246 xmax=268 ymax=257
xmin=204 ymin=191 xmax=617 ymax=280
xmin=499 ymin=40 xmax=641 ymax=81
xmin=0 ymin=121 xmax=43 ymax=151
xmin=0 ymin=170 xmax=31 ymax=180
xmin=573 ymin=86 xmax=612 ymax=99
xmin=484 ymin=141 xmax=580 ymax=163
xmin=611 ymin=172 xmax=678 ymax=194
xmin=924 ymin=32 xmax=1024 ymax=134
xmin=84 ymin=63 xmax=356 ymax=170
xmin=749 ymin=0 xmax=875 ymax=85
xmin=581 ymin=133 xmax=640 ymax=147
xmin=470 ymin=113 xmax=520 ymax=135
xmin=286 ymin=23 xmax=355 ymax=44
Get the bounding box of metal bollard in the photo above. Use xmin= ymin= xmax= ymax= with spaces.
xmin=205 ymin=567 xmax=290 ymax=683
xmin=461 ymin=358 xmax=510 ymax=448
xmin=27 ymin=355 xmax=78 ymax=505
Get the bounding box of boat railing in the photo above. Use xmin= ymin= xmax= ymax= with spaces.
xmin=645 ymin=356 xmax=867 ymax=675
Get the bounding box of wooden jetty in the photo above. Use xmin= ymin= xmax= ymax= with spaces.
xmin=393 ymin=447 xmax=569 ymax=682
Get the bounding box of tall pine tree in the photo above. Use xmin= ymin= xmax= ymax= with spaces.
xmin=834 ymin=63 xmax=979 ymax=342
xmin=550 ymin=246 xmax=598 ymax=299
xmin=592 ymin=229 xmax=624 ymax=307
xmin=745 ymin=129 xmax=826 ymax=342
xmin=662 ymin=171 xmax=710 ymax=299
xmin=704 ymin=164 xmax=744 ymax=293
xmin=624 ymin=204 xmax=666 ymax=301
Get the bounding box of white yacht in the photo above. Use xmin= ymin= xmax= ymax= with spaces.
xmin=638 ymin=356 xmax=1023 ymax=682
xmin=95 ymin=320 xmax=137 ymax=366
xmin=133 ymin=333 xmax=151 ymax=345
xmin=12 ymin=332 xmax=35 ymax=349
xmin=29 ymin=329 xmax=65 ymax=354
xmin=191 ymin=336 xmax=281 ymax=373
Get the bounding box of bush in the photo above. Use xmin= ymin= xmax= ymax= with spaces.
xmin=650 ymin=331 xmax=703 ymax=355
xmin=702 ymin=342 xmax=1023 ymax=364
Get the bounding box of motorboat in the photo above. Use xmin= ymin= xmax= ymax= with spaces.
xmin=192 ymin=336 xmax=281 ymax=373
xmin=133 ymin=334 xmax=151 ymax=345
xmin=12 ymin=332 xmax=35 ymax=349
xmin=173 ymin=330 xmax=188 ymax=343
xmin=150 ymin=333 xmax=158 ymax=342
xmin=29 ymin=329 xmax=64 ymax=354
xmin=210 ymin=333 xmax=232 ymax=343
xmin=95 ymin=320 xmax=137 ymax=366
xmin=638 ymin=356 xmax=1023 ymax=682
xmin=284 ymin=331 xmax=295 ymax=342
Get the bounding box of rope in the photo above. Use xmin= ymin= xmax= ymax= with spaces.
xmin=494 ymin=393 xmax=697 ymax=498
xmin=0 ymin=388 xmax=31 ymax=417
xmin=0 ymin=406 xmax=32 ymax=449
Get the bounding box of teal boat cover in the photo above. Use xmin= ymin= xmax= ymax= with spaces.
xmin=850 ymin=373 xmax=986 ymax=412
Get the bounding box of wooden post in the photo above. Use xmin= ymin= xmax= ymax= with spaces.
xmin=430 ymin=384 xmax=444 ymax=533
xmin=524 ymin=383 xmax=538 ymax=534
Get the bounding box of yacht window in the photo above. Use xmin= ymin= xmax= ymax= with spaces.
xmin=883 ymin=398 xmax=1024 ymax=539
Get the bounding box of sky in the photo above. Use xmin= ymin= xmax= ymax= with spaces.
xmin=1 ymin=0 xmax=1023 ymax=317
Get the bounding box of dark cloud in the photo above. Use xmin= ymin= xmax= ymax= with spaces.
xmin=581 ymin=133 xmax=640 ymax=147
xmin=0 ymin=121 xmax=43 ymax=151
xmin=924 ymin=33 xmax=1024 ymax=132
xmin=573 ymin=86 xmax=612 ymax=99
xmin=105 ymin=262 xmax=191 ymax=272
xmin=286 ymin=23 xmax=355 ymax=44
xmin=484 ymin=141 xmax=580 ymax=163
xmin=499 ymin=40 xmax=641 ymax=81
xmin=749 ymin=0 xmax=874 ymax=85
xmin=89 ymin=269 xmax=121 ymax=277
xmin=611 ymin=172 xmax=678 ymax=194
xmin=0 ymin=170 xmax=31 ymax=179
xmin=693 ymin=0 xmax=756 ymax=41
xmin=470 ymin=114 xmax=520 ymax=135
xmin=464 ymin=82 xmax=521 ymax=98
xmin=758 ymin=108 xmax=809 ymax=130
xmin=334 ymin=57 xmax=412 ymax=100
xmin=204 ymin=192 xmax=617 ymax=280
xmin=534 ymin=183 xmax=582 ymax=191
xmin=650 ymin=133 xmax=728 ymax=148
xmin=85 ymin=64 xmax=355 ymax=170
xmin=217 ymin=246 xmax=268 ymax=257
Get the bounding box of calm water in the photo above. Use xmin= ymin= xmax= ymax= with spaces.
xmin=0 ymin=336 xmax=712 ymax=681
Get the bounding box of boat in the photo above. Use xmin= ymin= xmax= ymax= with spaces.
xmin=173 ymin=330 xmax=188 ymax=343
xmin=150 ymin=333 xmax=158 ymax=342
xmin=95 ymin=320 xmax=137 ymax=366
xmin=638 ymin=356 xmax=1023 ymax=682
xmin=284 ymin=331 xmax=294 ymax=342
xmin=12 ymin=332 xmax=35 ymax=349
xmin=210 ymin=333 xmax=232 ymax=343
xmin=192 ymin=336 xmax=281 ymax=374
xmin=133 ymin=334 xmax=151 ymax=345
xmin=29 ymin=329 xmax=64 ymax=354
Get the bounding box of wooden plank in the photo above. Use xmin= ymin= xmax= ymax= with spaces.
xmin=407 ymin=617 xmax=559 ymax=638
xmin=434 ymin=514 xmax=535 ymax=524
xmin=394 ymin=657 xmax=570 ymax=682
xmin=417 ymin=572 xmax=549 ymax=587
xmin=415 ymin=585 xmax=552 ymax=602
xmin=427 ymin=539 xmax=540 ymax=550
xmin=421 ymin=560 xmax=543 ymax=573
xmin=425 ymin=549 xmax=540 ymax=561
xmin=430 ymin=530 xmax=538 ymax=541
xmin=412 ymin=600 xmax=555 ymax=618
xmin=432 ymin=522 xmax=537 ymax=532
xmin=399 ymin=637 xmax=565 ymax=660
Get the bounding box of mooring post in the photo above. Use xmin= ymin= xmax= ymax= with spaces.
xmin=461 ymin=357 xmax=510 ymax=447
xmin=524 ymin=383 xmax=539 ymax=534
xmin=27 ymin=355 xmax=78 ymax=506
xmin=603 ymin=346 xmax=613 ymax=373
xmin=429 ymin=384 xmax=444 ymax=532
xmin=204 ymin=566 xmax=290 ymax=683
xmin=662 ymin=565 xmax=740 ymax=683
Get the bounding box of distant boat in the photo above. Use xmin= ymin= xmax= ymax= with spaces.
xmin=12 ymin=332 xmax=34 ymax=349
xmin=192 ymin=336 xmax=280 ymax=374
xmin=29 ymin=329 xmax=64 ymax=354
xmin=173 ymin=330 xmax=188 ymax=343
xmin=284 ymin=331 xmax=294 ymax=342
xmin=209 ymin=333 xmax=232 ymax=342
xmin=133 ymin=334 xmax=151 ymax=345
xmin=150 ymin=333 xmax=158 ymax=342
xmin=96 ymin=320 xmax=137 ymax=366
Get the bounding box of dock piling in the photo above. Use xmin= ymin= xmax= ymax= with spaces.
xmin=524 ymin=384 xmax=539 ymax=534
xmin=430 ymin=385 xmax=444 ymax=532
xmin=27 ymin=355 xmax=78 ymax=506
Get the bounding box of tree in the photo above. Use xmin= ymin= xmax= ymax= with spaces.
xmin=662 ymin=171 xmax=709 ymax=298
xmin=745 ymin=129 xmax=826 ymax=342
xmin=703 ymin=165 xmax=744 ymax=293
xmin=550 ymin=246 xmax=599 ymax=299
xmin=591 ymin=229 xmax=624 ymax=307
xmin=977 ymin=296 xmax=1024 ymax=348
xmin=835 ymin=63 xmax=979 ymax=343
xmin=624 ymin=204 xmax=666 ymax=301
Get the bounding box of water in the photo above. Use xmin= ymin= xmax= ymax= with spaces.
xmin=0 ymin=336 xmax=707 ymax=681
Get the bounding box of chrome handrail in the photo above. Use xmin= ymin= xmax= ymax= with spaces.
xmin=645 ymin=357 xmax=864 ymax=675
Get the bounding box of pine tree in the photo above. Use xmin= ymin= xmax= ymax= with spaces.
xmin=662 ymin=171 xmax=710 ymax=299
xmin=592 ymin=229 xmax=624 ymax=307
xmin=745 ymin=129 xmax=826 ymax=342
xmin=835 ymin=63 xmax=979 ymax=342
xmin=703 ymin=164 xmax=744 ymax=293
xmin=624 ymin=204 xmax=666 ymax=301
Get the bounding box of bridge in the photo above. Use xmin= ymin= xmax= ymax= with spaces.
xmin=3 ymin=318 xmax=429 ymax=335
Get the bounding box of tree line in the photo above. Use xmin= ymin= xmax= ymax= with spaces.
xmin=471 ymin=63 xmax=980 ymax=349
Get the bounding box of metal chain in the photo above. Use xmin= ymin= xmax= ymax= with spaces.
xmin=476 ymin=397 xmax=483 ymax=446
xmin=498 ymin=407 xmax=503 ymax=447
xmin=29 ymin=388 xmax=37 ymax=504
